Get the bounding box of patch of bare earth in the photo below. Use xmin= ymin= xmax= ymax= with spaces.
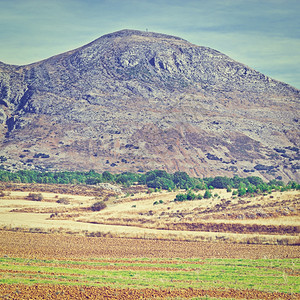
xmin=0 ymin=231 xmax=298 ymax=259
xmin=0 ymin=284 xmax=297 ymax=300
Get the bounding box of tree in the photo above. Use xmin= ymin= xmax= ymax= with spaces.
xmin=247 ymin=176 xmax=264 ymax=186
xmin=86 ymin=177 xmax=102 ymax=185
xmin=246 ymin=184 xmax=255 ymax=194
xmin=173 ymin=171 xmax=195 ymax=189
xmin=147 ymin=177 xmax=175 ymax=190
xmin=238 ymin=186 xmax=247 ymax=196
xmin=102 ymin=171 xmax=114 ymax=182
xmin=210 ymin=176 xmax=231 ymax=189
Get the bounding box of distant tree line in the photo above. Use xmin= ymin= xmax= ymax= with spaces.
xmin=0 ymin=169 xmax=298 ymax=194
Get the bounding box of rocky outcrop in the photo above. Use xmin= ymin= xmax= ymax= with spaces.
xmin=0 ymin=29 xmax=299 ymax=181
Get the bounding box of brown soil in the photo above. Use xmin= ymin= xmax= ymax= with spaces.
xmin=163 ymin=222 xmax=300 ymax=235
xmin=1 ymin=230 xmax=299 ymax=299
xmin=0 ymin=284 xmax=297 ymax=300
xmin=0 ymin=230 xmax=298 ymax=260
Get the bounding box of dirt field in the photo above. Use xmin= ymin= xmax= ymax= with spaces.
xmin=0 ymin=230 xmax=298 ymax=259
xmin=0 ymin=230 xmax=299 ymax=299
xmin=0 ymin=284 xmax=297 ymax=300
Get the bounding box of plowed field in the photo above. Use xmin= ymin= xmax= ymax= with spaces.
xmin=0 ymin=230 xmax=298 ymax=259
xmin=0 ymin=231 xmax=299 ymax=299
xmin=0 ymin=284 xmax=297 ymax=299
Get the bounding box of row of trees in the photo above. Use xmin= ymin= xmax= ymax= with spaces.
xmin=0 ymin=169 xmax=200 ymax=190
xmin=0 ymin=169 xmax=298 ymax=192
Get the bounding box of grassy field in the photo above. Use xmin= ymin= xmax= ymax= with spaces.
xmin=0 ymin=256 xmax=299 ymax=294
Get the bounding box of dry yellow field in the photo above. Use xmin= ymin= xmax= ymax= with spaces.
xmin=0 ymin=183 xmax=298 ymax=244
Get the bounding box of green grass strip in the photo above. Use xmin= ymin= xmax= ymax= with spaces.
xmin=1 ymin=257 xmax=299 ymax=293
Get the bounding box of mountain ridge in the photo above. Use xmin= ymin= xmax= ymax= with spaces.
xmin=0 ymin=29 xmax=299 ymax=181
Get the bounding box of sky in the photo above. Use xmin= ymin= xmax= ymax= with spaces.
xmin=0 ymin=0 xmax=299 ymax=89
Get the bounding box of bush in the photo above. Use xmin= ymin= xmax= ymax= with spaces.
xmin=238 ymin=187 xmax=247 ymax=197
xmin=28 ymin=193 xmax=43 ymax=201
xmin=186 ymin=190 xmax=196 ymax=200
xmin=203 ymin=190 xmax=212 ymax=199
xmin=174 ymin=193 xmax=187 ymax=202
xmin=91 ymin=201 xmax=107 ymax=211
xmin=147 ymin=188 xmax=154 ymax=194
xmin=56 ymin=197 xmax=70 ymax=205
xmin=153 ymin=200 xmax=164 ymax=205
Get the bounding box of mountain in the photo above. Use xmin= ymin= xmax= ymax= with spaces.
xmin=0 ymin=29 xmax=299 ymax=181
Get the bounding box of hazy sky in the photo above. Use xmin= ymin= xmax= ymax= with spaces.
xmin=0 ymin=0 xmax=299 ymax=89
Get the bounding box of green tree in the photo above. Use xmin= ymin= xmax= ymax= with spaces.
xmin=102 ymin=171 xmax=115 ymax=182
xmin=210 ymin=176 xmax=231 ymax=189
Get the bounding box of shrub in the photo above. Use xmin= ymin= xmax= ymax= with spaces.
xmin=174 ymin=193 xmax=187 ymax=202
xmin=147 ymin=188 xmax=154 ymax=194
xmin=91 ymin=201 xmax=107 ymax=211
xmin=56 ymin=197 xmax=70 ymax=205
xmin=28 ymin=193 xmax=43 ymax=201
xmin=203 ymin=190 xmax=212 ymax=199
xmin=238 ymin=187 xmax=247 ymax=197
xmin=186 ymin=190 xmax=196 ymax=200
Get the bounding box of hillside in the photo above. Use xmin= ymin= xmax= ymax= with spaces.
xmin=0 ymin=29 xmax=299 ymax=181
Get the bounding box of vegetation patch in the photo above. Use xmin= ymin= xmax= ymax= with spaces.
xmin=0 ymin=256 xmax=299 ymax=294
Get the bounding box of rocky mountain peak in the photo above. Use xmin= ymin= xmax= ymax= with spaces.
xmin=0 ymin=30 xmax=299 ymax=181
xmin=99 ymin=29 xmax=187 ymax=41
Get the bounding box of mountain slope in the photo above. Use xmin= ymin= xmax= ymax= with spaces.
xmin=0 ymin=29 xmax=299 ymax=181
